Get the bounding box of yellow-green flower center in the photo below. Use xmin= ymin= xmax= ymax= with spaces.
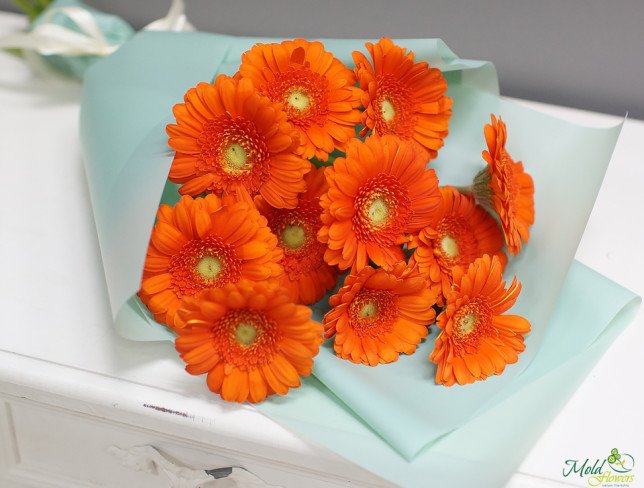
xmin=235 ymin=322 xmax=257 ymax=346
xmin=287 ymin=89 xmax=311 ymax=112
xmin=281 ymin=224 xmax=306 ymax=250
xmin=196 ymin=256 xmax=222 ymax=281
xmin=359 ymin=301 xmax=379 ymax=319
xmin=458 ymin=313 xmax=477 ymax=335
xmin=381 ymin=98 xmax=396 ymax=122
xmin=223 ymin=143 xmax=250 ymax=173
xmin=368 ymin=197 xmax=390 ymax=226
xmin=440 ymin=235 xmax=459 ymax=258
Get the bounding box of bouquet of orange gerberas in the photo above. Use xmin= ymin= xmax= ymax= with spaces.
xmin=137 ymin=37 xmax=535 ymax=403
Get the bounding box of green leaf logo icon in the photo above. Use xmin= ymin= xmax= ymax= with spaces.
xmin=608 ymin=448 xmax=622 ymax=464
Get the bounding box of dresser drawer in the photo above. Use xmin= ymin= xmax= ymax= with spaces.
xmin=0 ymin=395 xmax=372 ymax=488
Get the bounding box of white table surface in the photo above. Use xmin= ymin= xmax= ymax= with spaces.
xmin=1 ymin=11 xmax=642 ymax=488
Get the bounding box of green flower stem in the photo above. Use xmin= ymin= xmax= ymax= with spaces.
xmin=453 ymin=185 xmax=473 ymax=194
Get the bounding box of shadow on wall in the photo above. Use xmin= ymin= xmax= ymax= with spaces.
xmin=2 ymin=0 xmax=642 ymax=118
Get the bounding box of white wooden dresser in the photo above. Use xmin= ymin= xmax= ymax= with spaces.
xmin=1 ymin=11 xmax=643 ymax=488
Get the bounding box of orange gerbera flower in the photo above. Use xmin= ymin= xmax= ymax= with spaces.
xmin=166 ymin=75 xmax=310 ymax=208
xmin=473 ymin=115 xmax=535 ymax=255
xmin=410 ymin=187 xmax=507 ymax=305
xmin=430 ymin=254 xmax=531 ymax=386
xmin=319 ymin=135 xmax=441 ymax=271
xmin=255 ymin=166 xmax=338 ymax=305
xmin=174 ymin=280 xmax=323 ymax=403
xmin=238 ymin=39 xmax=362 ymax=161
xmin=324 ymin=262 xmax=437 ymax=366
xmin=353 ymin=37 xmax=453 ymax=159
xmin=138 ymin=195 xmax=283 ymax=329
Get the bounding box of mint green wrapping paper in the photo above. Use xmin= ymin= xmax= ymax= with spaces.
xmin=258 ymin=262 xmax=640 ymax=488
xmin=79 ymin=31 xmax=638 ymax=486
xmin=31 ymin=0 xmax=134 ymax=79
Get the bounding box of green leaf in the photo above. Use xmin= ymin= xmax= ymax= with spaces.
xmin=11 ymin=0 xmax=54 ymax=22
xmin=310 ymin=149 xmax=345 ymax=168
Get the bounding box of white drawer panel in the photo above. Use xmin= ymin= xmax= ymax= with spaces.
xmin=0 ymin=398 xmax=366 ymax=488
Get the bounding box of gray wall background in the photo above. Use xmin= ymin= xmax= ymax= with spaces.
xmin=3 ymin=0 xmax=643 ymax=118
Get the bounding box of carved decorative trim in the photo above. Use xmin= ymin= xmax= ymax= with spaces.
xmin=108 ymin=444 xmax=283 ymax=488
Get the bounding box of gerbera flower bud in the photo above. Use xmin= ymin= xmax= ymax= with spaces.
xmin=175 ymin=280 xmax=324 ymax=403
xmin=238 ymin=39 xmax=362 ymax=161
xmin=353 ymin=37 xmax=453 ymax=159
xmin=166 ymin=75 xmax=310 ymax=209
xmin=318 ymin=135 xmax=442 ymax=271
xmin=430 ymin=254 xmax=531 ymax=386
xmin=324 ymin=262 xmax=437 ymax=366
xmin=138 ymin=195 xmax=283 ymax=329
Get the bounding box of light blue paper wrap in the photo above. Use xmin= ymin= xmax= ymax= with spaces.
xmin=31 ymin=0 xmax=134 ymax=79
xmin=260 ymin=261 xmax=640 ymax=488
xmin=79 ymin=31 xmax=639 ymax=487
